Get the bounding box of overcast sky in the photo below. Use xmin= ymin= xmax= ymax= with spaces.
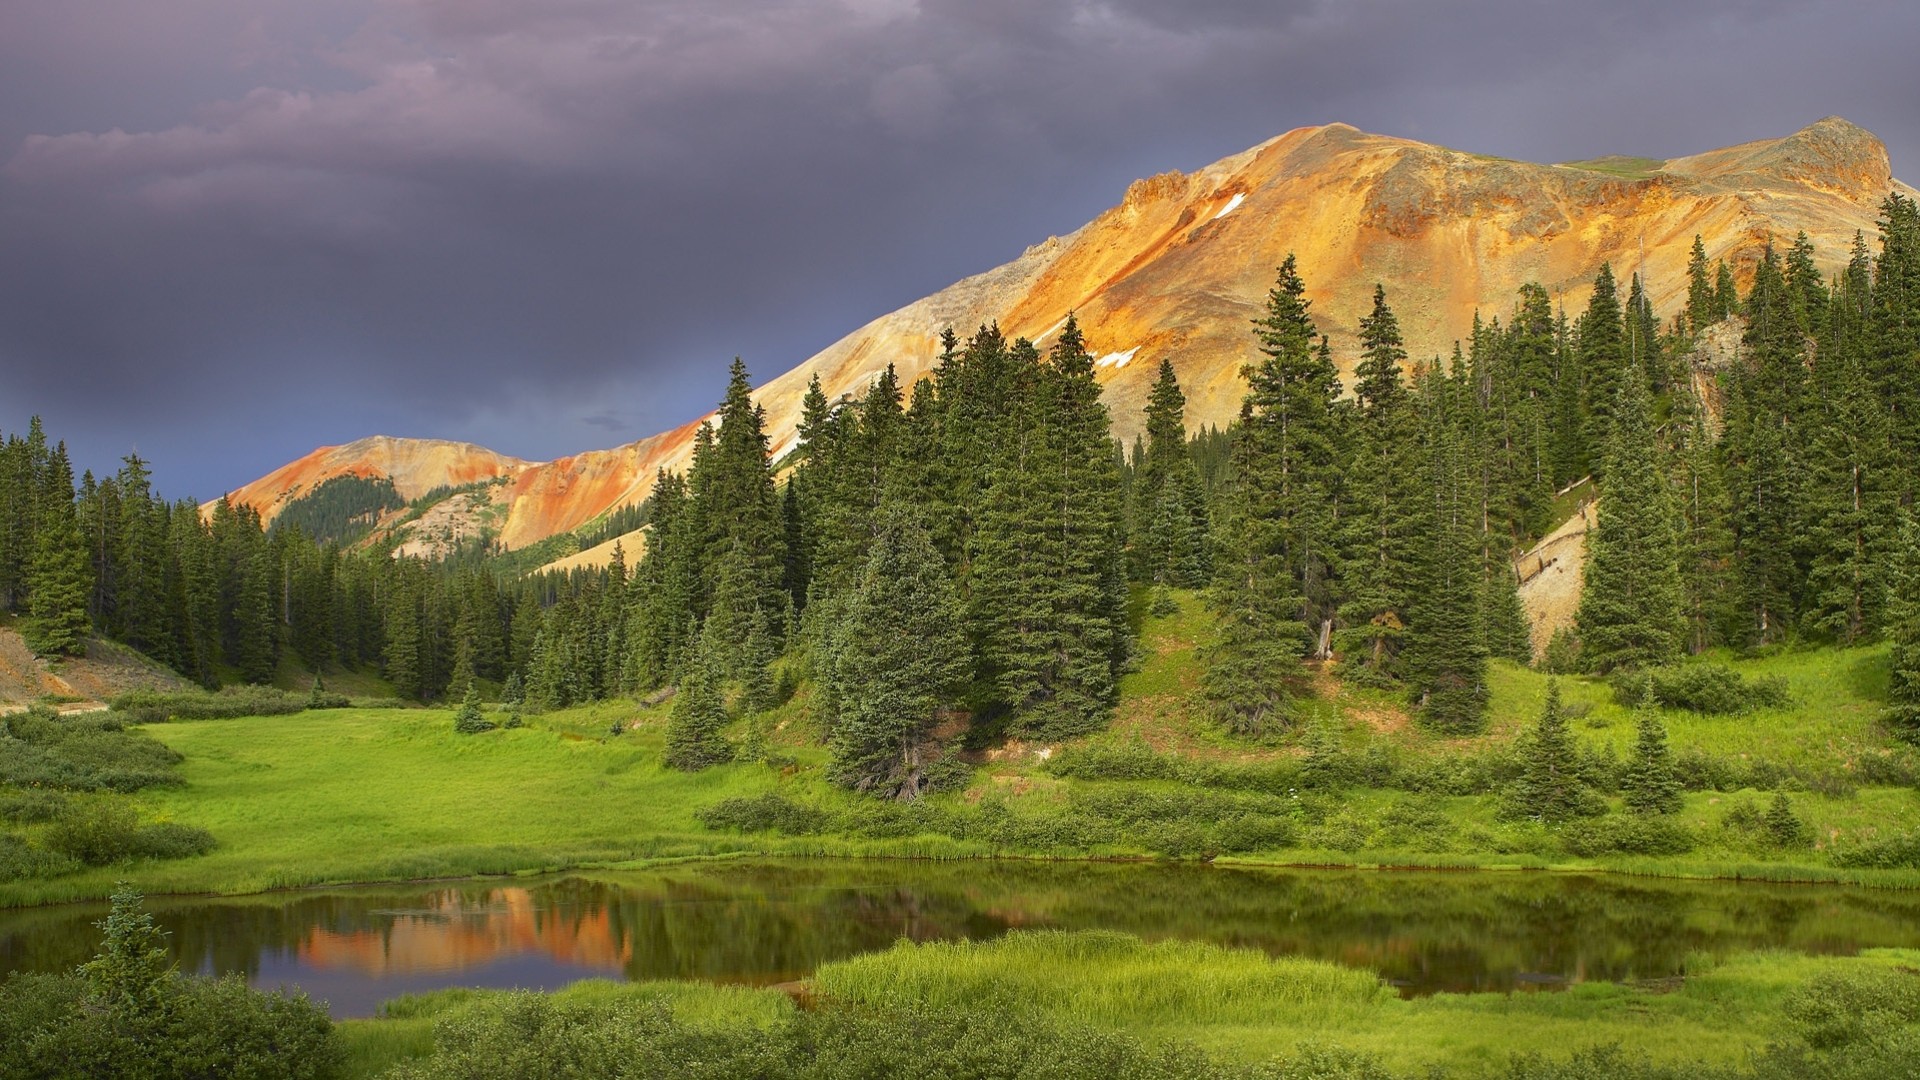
xmin=2 ymin=0 xmax=1915 ymax=498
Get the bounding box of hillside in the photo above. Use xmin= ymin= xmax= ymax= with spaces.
xmin=0 ymin=624 xmax=188 ymax=711
xmin=219 ymin=117 xmax=1913 ymax=566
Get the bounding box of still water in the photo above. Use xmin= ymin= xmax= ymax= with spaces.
xmin=5 ymin=860 xmax=1919 ymax=1017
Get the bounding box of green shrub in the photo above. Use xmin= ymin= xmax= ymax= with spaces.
xmin=110 ymin=686 xmax=306 ymax=724
xmin=1611 ymin=664 xmax=1791 ymax=715
xmin=1832 ymin=830 xmax=1920 ymax=869
xmin=696 ymin=794 xmax=830 ymax=835
xmin=1557 ymin=814 xmax=1695 ymax=857
xmin=44 ymin=800 xmax=140 ymax=865
xmin=130 ymin=822 xmax=218 ymax=860
xmin=0 ymin=712 xmax=183 ymax=792
xmin=1045 ymin=742 xmax=1181 ymax=782
xmin=0 ymin=787 xmax=68 ymax=823
xmin=1501 ymin=1044 xmax=1699 ymax=1079
xmin=0 ymin=833 xmax=78 ymax=881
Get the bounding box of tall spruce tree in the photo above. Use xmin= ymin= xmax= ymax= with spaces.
xmin=1402 ymin=361 xmax=1489 ymax=730
xmin=23 ymin=442 xmax=91 ymax=657
xmin=1334 ymin=284 xmax=1422 ymax=685
xmin=1723 ymin=242 xmax=1810 ymax=642
xmin=1886 ymin=515 xmax=1920 ymax=737
xmin=1685 ymin=235 xmax=1716 ymax=335
xmin=826 ymin=513 xmax=969 ymax=799
xmin=1134 ymin=359 xmax=1210 ymax=588
xmin=1575 ymin=364 xmax=1684 ymax=672
xmin=664 ymin=624 xmax=733 ymax=771
xmin=1204 ymin=256 xmax=1337 ymax=733
xmin=1576 ymin=264 xmax=1628 ymax=473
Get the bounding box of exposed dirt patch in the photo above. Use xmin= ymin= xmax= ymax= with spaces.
xmin=0 ymin=627 xmax=188 ymax=708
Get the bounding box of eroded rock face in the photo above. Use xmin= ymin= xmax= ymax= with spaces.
xmin=225 ymin=119 xmax=1912 ymax=563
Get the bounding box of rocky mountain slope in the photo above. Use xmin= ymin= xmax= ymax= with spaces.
xmin=221 ymin=118 xmax=1912 ymax=574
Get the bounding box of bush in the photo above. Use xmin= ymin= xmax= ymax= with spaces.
xmin=0 ymin=970 xmax=342 ymax=1080
xmin=0 ymin=787 xmax=68 ymax=823
xmin=130 ymin=822 xmax=218 ymax=860
xmin=1611 ymin=664 xmax=1791 ymax=715
xmin=0 ymin=712 xmax=183 ymax=792
xmin=1045 ymin=742 xmax=1181 ymax=782
xmin=696 ymin=794 xmax=830 ymax=836
xmin=44 ymin=800 xmax=140 ymax=865
xmin=1557 ymin=814 xmax=1695 ymax=857
xmin=109 ymin=686 xmax=307 ymax=724
xmin=1832 ymin=830 xmax=1920 ymax=869
xmin=0 ymin=833 xmax=79 ymax=882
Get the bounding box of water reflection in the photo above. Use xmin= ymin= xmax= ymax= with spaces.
xmin=4 ymin=861 xmax=1919 ymax=1017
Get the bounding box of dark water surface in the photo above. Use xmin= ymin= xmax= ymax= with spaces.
xmin=5 ymin=860 xmax=1920 ymax=1017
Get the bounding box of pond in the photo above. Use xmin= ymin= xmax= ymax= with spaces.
xmin=5 ymin=860 xmax=1919 ymax=1017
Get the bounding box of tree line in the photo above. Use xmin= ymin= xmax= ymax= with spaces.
xmin=6 ymin=193 xmax=1918 ymax=777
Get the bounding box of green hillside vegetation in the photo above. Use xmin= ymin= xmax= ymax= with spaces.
xmin=329 ymin=935 xmax=1920 ymax=1078
xmin=1557 ymin=156 xmax=1666 ymax=180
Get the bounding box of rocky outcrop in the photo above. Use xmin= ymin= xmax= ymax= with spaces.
xmin=223 ymin=119 xmax=1914 ymax=564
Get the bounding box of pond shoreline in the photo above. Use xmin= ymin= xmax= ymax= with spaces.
xmin=6 ymin=843 xmax=1916 ymax=915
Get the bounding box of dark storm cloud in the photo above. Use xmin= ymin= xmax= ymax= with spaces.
xmin=1 ymin=0 xmax=1915 ymax=496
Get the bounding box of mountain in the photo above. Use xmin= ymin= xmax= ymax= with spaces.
xmin=221 ymin=117 xmax=1913 ymax=568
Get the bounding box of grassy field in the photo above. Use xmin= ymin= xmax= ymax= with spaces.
xmin=5 ymin=588 xmax=1919 ymax=908
xmin=333 ymin=929 xmax=1920 ymax=1078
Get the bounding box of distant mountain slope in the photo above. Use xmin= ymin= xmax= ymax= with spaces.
xmin=221 ymin=117 xmax=1913 ymax=563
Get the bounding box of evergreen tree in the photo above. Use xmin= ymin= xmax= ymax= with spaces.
xmin=1134 ymin=359 xmax=1209 ymax=588
xmin=693 ymin=359 xmax=789 ymax=669
xmin=1510 ymin=681 xmax=1599 ymax=823
xmin=1402 ymin=363 xmax=1488 ymax=731
xmin=1576 ymin=365 xmax=1684 ymax=672
xmin=664 ymin=625 xmax=733 ymax=771
xmin=1481 ymin=563 xmax=1534 ymax=665
xmin=971 ymin=318 xmax=1128 ymax=740
xmin=1621 ymin=702 xmax=1683 ymax=815
xmin=1713 ymin=260 xmax=1739 ymax=321
xmin=1205 ymin=256 xmax=1337 ymax=733
xmin=1723 ymin=242 xmax=1810 ymax=643
xmin=23 ymin=442 xmax=92 ymax=657
xmin=453 ymin=682 xmax=493 ymax=734
xmin=826 ymin=513 xmax=969 ymax=798
xmin=1577 ymin=264 xmax=1628 ymax=471
xmin=1685 ymin=235 xmax=1716 ymax=335
xmin=1886 ymin=516 xmax=1920 ymax=737
xmin=1335 ymin=284 xmax=1422 ymax=685
xmin=1765 ymin=791 xmax=1805 ymax=847
xmin=1675 ymin=414 xmax=1735 ymax=653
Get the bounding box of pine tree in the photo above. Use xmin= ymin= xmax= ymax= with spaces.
xmin=1481 ymin=563 xmax=1534 ymax=664
xmin=453 ymin=682 xmax=493 ymax=734
xmin=1577 ymin=264 xmax=1628 ymax=472
xmin=23 ymin=442 xmax=92 ymax=657
xmin=1685 ymin=235 xmax=1716 ymax=335
xmin=1134 ymin=359 xmax=1209 ymax=588
xmin=827 ymin=513 xmax=969 ymax=798
xmin=1713 ymin=260 xmax=1739 ymax=321
xmin=80 ymin=884 xmax=174 ymax=1017
xmin=1621 ymin=702 xmax=1683 ymax=815
xmin=1575 ymin=364 xmax=1684 ymax=672
xmin=1886 ymin=515 xmax=1920 ymax=737
xmin=1335 ymin=284 xmax=1423 ymax=685
xmin=1205 ymin=256 xmax=1337 ymax=733
xmin=693 ymin=359 xmax=788 ymax=669
xmin=664 ymin=625 xmax=733 ymax=771
xmin=1402 ymin=364 xmax=1489 ymax=731
xmin=1723 ymin=242 xmax=1810 ymax=643
xmin=1675 ymin=414 xmax=1735 ymax=653
xmin=1765 ymin=791 xmax=1805 ymax=847
xmin=1510 ymin=681 xmax=1598 ymax=823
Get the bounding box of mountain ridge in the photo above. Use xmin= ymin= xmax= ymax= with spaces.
xmin=217 ymin=117 xmax=1914 ymax=569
